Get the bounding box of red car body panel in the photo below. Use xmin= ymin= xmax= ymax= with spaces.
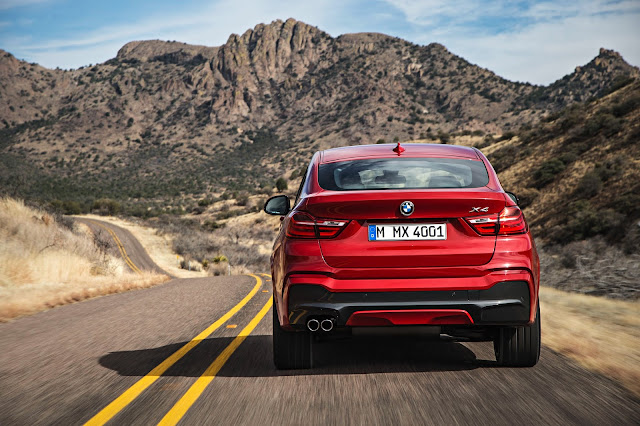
xmin=270 ymin=144 xmax=540 ymax=330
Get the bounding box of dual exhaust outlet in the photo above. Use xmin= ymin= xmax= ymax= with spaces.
xmin=307 ymin=317 xmax=335 ymax=332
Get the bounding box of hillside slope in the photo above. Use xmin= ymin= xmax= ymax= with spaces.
xmin=484 ymin=79 xmax=640 ymax=250
xmin=0 ymin=19 xmax=638 ymax=204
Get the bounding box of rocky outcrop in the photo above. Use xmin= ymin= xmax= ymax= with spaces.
xmin=545 ymin=48 xmax=639 ymax=103
xmin=116 ymin=40 xmax=217 ymax=63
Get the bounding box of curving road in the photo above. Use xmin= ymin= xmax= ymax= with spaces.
xmin=75 ymin=217 xmax=168 ymax=276
xmin=0 ymin=220 xmax=638 ymax=425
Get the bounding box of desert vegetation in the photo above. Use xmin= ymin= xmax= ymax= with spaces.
xmin=481 ymin=81 xmax=640 ymax=260
xmin=144 ymin=197 xmax=279 ymax=275
xmin=540 ymin=286 xmax=640 ymax=396
xmin=0 ymin=197 xmax=168 ymax=321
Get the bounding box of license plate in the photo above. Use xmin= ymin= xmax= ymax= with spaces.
xmin=368 ymin=223 xmax=447 ymax=241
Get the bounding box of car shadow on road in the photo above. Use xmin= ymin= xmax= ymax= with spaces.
xmin=99 ymin=333 xmax=493 ymax=377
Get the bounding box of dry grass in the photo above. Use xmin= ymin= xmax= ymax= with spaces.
xmin=0 ymin=198 xmax=169 ymax=321
xmin=0 ymin=273 xmax=169 ymax=322
xmin=539 ymin=238 xmax=639 ymax=300
xmin=143 ymin=208 xmax=278 ymax=275
xmin=540 ymin=286 xmax=640 ymax=396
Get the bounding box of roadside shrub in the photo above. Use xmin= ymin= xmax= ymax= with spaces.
xmin=516 ymin=188 xmax=539 ymax=209
xmin=612 ymin=192 xmax=640 ymax=217
xmin=580 ymin=112 xmax=621 ymax=138
xmin=488 ymin=143 xmax=522 ymax=173
xmin=497 ymin=131 xmax=516 ymax=142
xmin=236 ymin=192 xmax=249 ymax=206
xmin=49 ymin=199 xmax=85 ymax=215
xmin=611 ymin=95 xmax=640 ymax=117
xmin=179 ymin=257 xmax=201 ymax=271
xmin=573 ymin=171 xmax=602 ymax=199
xmin=551 ymin=201 xmax=624 ymax=244
xmin=622 ymin=223 xmax=640 ymax=254
xmin=437 ymin=131 xmax=450 ymax=144
xmin=275 ymin=177 xmax=288 ymax=192
xmin=533 ymin=158 xmax=565 ymax=188
xmin=202 ymin=220 xmax=224 ymax=231
xmin=92 ymin=198 xmax=121 ymax=216
xmin=213 ymin=254 xmax=228 ymax=263
xmin=594 ymin=157 xmax=625 ymax=182
xmin=557 ymin=105 xmax=585 ymax=132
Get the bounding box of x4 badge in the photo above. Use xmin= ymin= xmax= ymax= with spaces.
xmin=469 ymin=207 xmax=489 ymax=213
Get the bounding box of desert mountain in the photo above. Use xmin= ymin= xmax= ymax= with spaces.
xmin=483 ymin=80 xmax=640 ymax=251
xmin=0 ymin=18 xmax=638 ymax=205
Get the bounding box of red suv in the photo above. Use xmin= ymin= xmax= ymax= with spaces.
xmin=264 ymin=143 xmax=540 ymax=369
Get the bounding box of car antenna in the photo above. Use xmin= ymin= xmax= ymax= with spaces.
xmin=393 ymin=142 xmax=405 ymax=155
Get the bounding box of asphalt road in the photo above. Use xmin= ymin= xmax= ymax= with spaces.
xmin=75 ymin=217 xmax=168 ymax=275
xmin=0 ymin=220 xmax=638 ymax=425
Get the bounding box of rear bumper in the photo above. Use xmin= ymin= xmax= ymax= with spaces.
xmin=286 ymin=280 xmax=531 ymax=328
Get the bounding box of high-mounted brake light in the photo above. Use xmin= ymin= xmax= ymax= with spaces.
xmin=465 ymin=206 xmax=527 ymax=236
xmin=286 ymin=212 xmax=349 ymax=239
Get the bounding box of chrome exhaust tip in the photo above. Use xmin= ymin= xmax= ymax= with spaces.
xmin=307 ymin=318 xmax=320 ymax=332
xmin=320 ymin=319 xmax=334 ymax=332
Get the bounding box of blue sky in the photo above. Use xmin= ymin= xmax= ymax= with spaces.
xmin=0 ymin=0 xmax=638 ymax=84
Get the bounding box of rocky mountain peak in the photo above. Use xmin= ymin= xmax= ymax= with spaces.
xmin=212 ymin=18 xmax=329 ymax=84
xmin=591 ymin=47 xmax=632 ymax=70
xmin=548 ymin=47 xmax=639 ymax=102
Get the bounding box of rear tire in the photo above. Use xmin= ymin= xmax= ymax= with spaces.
xmin=494 ymin=304 xmax=541 ymax=367
xmin=273 ymin=298 xmax=312 ymax=369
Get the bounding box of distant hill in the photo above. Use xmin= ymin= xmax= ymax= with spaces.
xmin=484 ymin=79 xmax=640 ymax=251
xmin=0 ymin=18 xmax=638 ymax=210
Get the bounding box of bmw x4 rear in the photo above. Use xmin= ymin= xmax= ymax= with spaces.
xmin=265 ymin=143 xmax=540 ymax=369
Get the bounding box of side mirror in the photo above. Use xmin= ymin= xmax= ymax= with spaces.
xmin=505 ymin=191 xmax=519 ymax=205
xmin=264 ymin=195 xmax=290 ymax=216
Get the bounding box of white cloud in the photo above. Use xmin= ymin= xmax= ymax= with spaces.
xmin=384 ymin=0 xmax=640 ymax=84
xmin=442 ymin=12 xmax=639 ymax=84
xmin=382 ymin=0 xmax=519 ymax=26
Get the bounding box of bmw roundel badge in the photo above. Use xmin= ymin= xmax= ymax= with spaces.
xmin=400 ymin=201 xmax=414 ymax=216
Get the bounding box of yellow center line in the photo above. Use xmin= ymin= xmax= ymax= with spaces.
xmin=157 ymin=297 xmax=273 ymax=426
xmin=87 ymin=220 xmax=138 ymax=273
xmin=86 ymin=219 xmax=142 ymax=274
xmin=83 ymin=274 xmax=263 ymax=426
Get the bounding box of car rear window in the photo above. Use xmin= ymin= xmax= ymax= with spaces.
xmin=318 ymin=158 xmax=489 ymax=191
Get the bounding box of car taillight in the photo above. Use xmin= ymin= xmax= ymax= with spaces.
xmin=498 ymin=206 xmax=527 ymax=235
xmin=466 ymin=214 xmax=499 ymax=235
xmin=286 ymin=212 xmax=349 ymax=239
xmin=465 ymin=206 xmax=527 ymax=236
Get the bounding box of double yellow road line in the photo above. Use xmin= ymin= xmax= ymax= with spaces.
xmin=85 ymin=273 xmax=272 ymax=426
xmin=86 ymin=219 xmax=142 ymax=274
